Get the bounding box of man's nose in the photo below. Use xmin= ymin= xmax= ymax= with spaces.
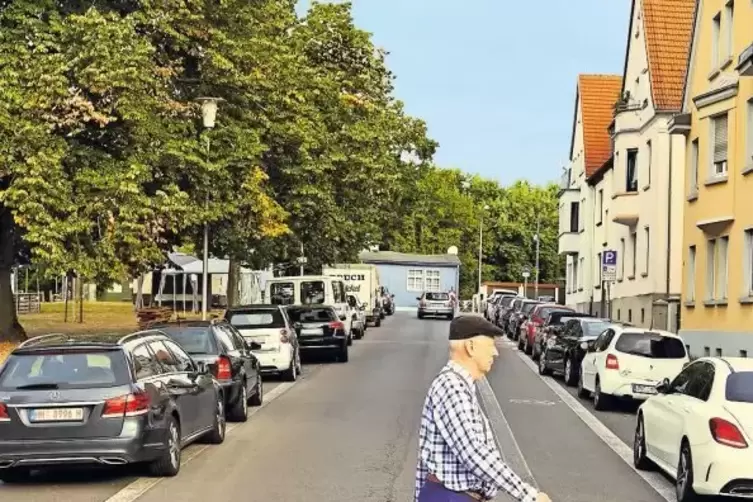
xmin=492 ymin=346 xmax=499 ymax=357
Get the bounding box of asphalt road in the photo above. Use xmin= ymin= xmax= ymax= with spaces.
xmin=1 ymin=313 xmax=679 ymax=502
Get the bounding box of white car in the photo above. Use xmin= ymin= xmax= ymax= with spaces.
xmin=634 ymin=357 xmax=753 ymax=501
xmin=347 ymin=294 xmax=367 ymax=339
xmin=578 ymin=326 xmax=689 ymax=410
xmin=225 ymin=304 xmax=302 ymax=382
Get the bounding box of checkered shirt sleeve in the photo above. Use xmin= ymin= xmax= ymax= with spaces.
xmin=415 ymin=370 xmax=538 ymax=502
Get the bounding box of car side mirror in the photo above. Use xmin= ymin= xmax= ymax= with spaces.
xmin=339 ymin=315 xmax=346 ymax=321
xmin=656 ymin=378 xmax=672 ymax=394
xmin=416 ymin=297 xmax=421 ymax=301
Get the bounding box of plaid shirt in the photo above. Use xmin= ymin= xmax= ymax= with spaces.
xmin=415 ymin=361 xmax=538 ymax=502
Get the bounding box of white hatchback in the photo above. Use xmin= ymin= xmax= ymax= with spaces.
xmin=635 ymin=357 xmax=753 ymax=501
xmin=225 ymin=305 xmax=302 ymax=382
xmin=578 ymin=326 xmax=689 ymax=410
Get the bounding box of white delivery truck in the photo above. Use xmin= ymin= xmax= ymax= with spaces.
xmin=322 ymin=264 xmax=382 ymax=327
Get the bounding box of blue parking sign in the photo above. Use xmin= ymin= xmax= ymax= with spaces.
xmin=603 ymin=250 xmax=617 ymax=266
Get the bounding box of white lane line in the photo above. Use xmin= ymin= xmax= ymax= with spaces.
xmin=104 ymin=380 xmax=297 ymax=502
xmin=513 ymin=350 xmax=675 ymax=502
xmin=478 ymin=377 xmax=538 ymax=487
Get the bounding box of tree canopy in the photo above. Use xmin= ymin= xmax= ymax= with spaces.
xmin=0 ymin=0 xmax=562 ymax=341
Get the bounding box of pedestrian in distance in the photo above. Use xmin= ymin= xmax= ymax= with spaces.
xmin=414 ymin=315 xmax=551 ymax=502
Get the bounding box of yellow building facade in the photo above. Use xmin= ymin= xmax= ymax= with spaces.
xmin=675 ymin=0 xmax=753 ymax=356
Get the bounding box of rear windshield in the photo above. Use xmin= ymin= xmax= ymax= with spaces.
xmin=548 ymin=311 xmax=582 ymax=325
xmin=426 ymin=293 xmax=449 ymax=301
xmin=512 ymin=299 xmax=523 ymax=310
xmin=287 ymin=307 xmax=336 ymax=323
xmin=501 ymin=296 xmax=515 ymax=308
xmin=521 ymin=302 xmax=539 ymax=314
xmin=614 ymin=332 xmax=686 ymax=359
xmin=159 ymin=327 xmax=219 ymax=355
xmin=269 ymin=282 xmax=294 ymax=305
xmin=0 ymin=350 xmax=130 ymax=390
xmin=301 ymin=281 xmax=325 ymax=304
xmin=725 ymin=372 xmax=753 ymax=403
xmin=227 ymin=309 xmax=286 ymax=329
xmin=583 ymin=321 xmax=611 ymax=336
xmin=538 ymin=307 xmax=571 ymax=320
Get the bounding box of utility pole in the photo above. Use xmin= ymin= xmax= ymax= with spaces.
xmin=300 ymin=242 xmax=305 ymax=276
xmin=478 ymin=217 xmax=483 ymax=295
xmin=534 ymin=216 xmax=541 ymax=299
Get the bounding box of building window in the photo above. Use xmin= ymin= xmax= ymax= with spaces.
xmin=747 ymin=99 xmax=753 ymax=166
xmin=630 ymin=231 xmax=637 ymax=277
xmin=689 ymin=139 xmax=699 ymax=194
xmin=712 ymin=12 xmax=721 ymax=67
xmin=704 ymin=346 xmax=711 ymax=357
xmin=579 ymin=198 xmax=586 ymax=231
xmin=716 ymin=348 xmax=723 ymax=357
xmin=620 ymin=238 xmax=625 ymax=280
xmin=573 ymin=258 xmax=579 ymax=291
xmin=725 ymin=1 xmax=734 ymax=61
xmin=745 ymin=229 xmax=753 ymax=296
xmin=425 ymin=269 xmax=441 ymax=292
xmin=407 ymin=269 xmax=424 ymax=292
xmin=567 ymin=263 xmax=573 ymax=293
xmin=706 ymin=240 xmax=716 ymax=300
xmin=596 ymin=252 xmax=602 ymax=286
xmin=706 ymin=237 xmax=729 ymax=301
xmin=712 ymin=113 xmax=729 ymax=176
xmin=644 ymin=226 xmax=650 ymax=275
xmin=741 ymin=350 xmax=748 ymax=358
xmin=628 ymin=309 xmax=633 ymax=323
xmin=645 ymin=140 xmax=652 ymax=186
xmin=597 ymin=189 xmax=603 ymax=224
xmin=687 ymin=245 xmax=696 ymax=302
xmin=626 ymin=149 xmax=639 ymax=192
xmin=617 ymin=309 xmax=621 ymax=320
xmin=579 ymin=257 xmax=585 ymax=289
xmin=717 ymin=236 xmax=729 ymax=300
xmin=641 ymin=308 xmax=645 ymax=324
xmin=569 ymin=201 xmax=579 ymax=232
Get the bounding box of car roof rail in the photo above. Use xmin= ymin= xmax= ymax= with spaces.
xmin=117 ymin=330 xmax=161 ymax=345
xmin=16 ymin=333 xmax=72 ymax=349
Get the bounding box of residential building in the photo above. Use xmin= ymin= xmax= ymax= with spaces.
xmin=675 ymin=0 xmax=753 ymax=356
xmin=591 ymin=0 xmax=694 ymax=330
xmin=358 ymin=250 xmax=460 ymax=309
xmin=559 ymin=74 xmax=622 ymax=313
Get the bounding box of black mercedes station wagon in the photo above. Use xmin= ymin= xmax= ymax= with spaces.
xmin=0 ymin=331 xmax=226 ymax=482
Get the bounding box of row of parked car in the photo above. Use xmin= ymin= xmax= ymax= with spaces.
xmin=0 ymin=300 xmax=395 ymax=483
xmin=486 ymin=290 xmax=753 ymax=501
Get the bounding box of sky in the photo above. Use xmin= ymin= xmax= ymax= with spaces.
xmin=297 ymin=0 xmax=631 ymax=186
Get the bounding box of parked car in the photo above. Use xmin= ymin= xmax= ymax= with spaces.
xmin=501 ymin=297 xmax=524 ymax=335
xmin=417 ymin=292 xmax=454 ymax=320
xmin=155 ymin=320 xmax=264 ymax=422
xmin=0 ymin=331 xmax=225 ymax=482
xmin=537 ymin=317 xmax=611 ymax=385
xmin=224 ymin=304 xmax=302 ymax=381
xmin=522 ymin=303 xmax=574 ymax=359
xmin=493 ymin=295 xmax=517 ymax=326
xmin=380 ymin=287 xmax=395 ymax=316
xmin=634 ymin=357 xmax=753 ymax=501
xmin=346 ymin=294 xmax=367 ymax=339
xmin=578 ymin=327 xmax=690 ymax=410
xmin=512 ymin=300 xmax=541 ymax=343
xmin=287 ymin=305 xmax=349 ymax=362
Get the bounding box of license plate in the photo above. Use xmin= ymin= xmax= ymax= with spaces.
xmin=632 ymin=384 xmax=658 ymax=395
xmin=29 ymin=407 xmax=84 ymax=422
xmin=301 ymin=329 xmax=323 ymax=336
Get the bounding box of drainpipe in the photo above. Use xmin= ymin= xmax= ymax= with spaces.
xmin=666 ymin=133 xmax=673 ymax=299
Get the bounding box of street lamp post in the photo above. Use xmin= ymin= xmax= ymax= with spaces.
xmin=534 ymin=215 xmax=541 ymax=299
xmin=478 ymin=204 xmax=490 ymax=296
xmin=196 ymin=97 xmax=223 ymax=321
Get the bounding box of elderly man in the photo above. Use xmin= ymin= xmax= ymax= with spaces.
xmin=414 ymin=315 xmax=551 ymax=502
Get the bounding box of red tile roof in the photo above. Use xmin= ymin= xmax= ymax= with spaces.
xmin=577 ymin=74 xmax=622 ymax=178
xmin=641 ymin=0 xmax=695 ymax=111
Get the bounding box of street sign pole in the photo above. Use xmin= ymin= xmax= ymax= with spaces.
xmin=601 ymin=250 xmax=618 ymax=318
xmin=522 ymin=268 xmax=531 ymax=298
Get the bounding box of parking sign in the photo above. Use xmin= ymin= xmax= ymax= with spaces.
xmin=602 ymin=250 xmax=617 ymax=281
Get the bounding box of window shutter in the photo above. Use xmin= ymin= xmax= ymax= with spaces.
xmin=713 ymin=114 xmax=728 ymax=162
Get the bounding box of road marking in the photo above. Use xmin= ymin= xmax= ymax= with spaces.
xmin=103 ymin=380 xmax=297 ymax=502
xmin=512 ymin=350 xmax=675 ymax=502
xmin=508 ymin=398 xmax=557 ymax=406
xmin=478 ymin=377 xmax=538 ymax=488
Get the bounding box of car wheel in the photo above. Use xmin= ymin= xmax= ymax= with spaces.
xmin=577 ymin=371 xmax=590 ymax=398
xmin=517 ymin=336 xmax=524 ymax=351
xmin=375 ymin=317 xmax=382 ymax=327
xmin=532 ymin=341 xmax=540 ymax=361
xmin=354 ymin=325 xmax=364 ymax=340
xmin=281 ymin=355 xmax=297 ymax=382
xmin=296 ymin=349 xmax=303 ymax=373
xmin=676 ymin=441 xmax=701 ymax=502
xmin=203 ymin=394 xmax=226 ymax=444
xmin=633 ymin=415 xmax=653 ymax=470
xmin=564 ymin=357 xmax=577 ymax=386
xmin=593 ymin=379 xmax=611 ymax=411
xmin=337 ymin=342 xmax=349 ymax=363
xmin=538 ymin=351 xmax=551 ymax=375
xmin=0 ymin=467 xmax=32 ymax=483
xmin=249 ymin=373 xmax=263 ymax=406
xmin=227 ymin=383 xmax=249 ymax=422
xmin=148 ymin=416 xmax=181 ymax=477
xmin=347 ymin=332 xmax=353 ymax=346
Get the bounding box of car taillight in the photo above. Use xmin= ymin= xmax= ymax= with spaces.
xmin=102 ymin=391 xmax=150 ymax=418
xmin=605 ymin=354 xmax=619 ymax=370
xmin=709 ymin=418 xmax=748 ymax=448
xmin=0 ymin=403 xmax=9 ymax=421
xmin=329 ymin=321 xmax=344 ymax=332
xmin=280 ymin=329 xmax=290 ymax=344
xmin=214 ymin=355 xmax=232 ymax=380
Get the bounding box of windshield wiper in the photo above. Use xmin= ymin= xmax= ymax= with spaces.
xmin=15 ymin=383 xmax=60 ymax=390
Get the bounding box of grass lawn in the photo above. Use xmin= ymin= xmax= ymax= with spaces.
xmin=0 ymin=301 xmax=224 ymax=364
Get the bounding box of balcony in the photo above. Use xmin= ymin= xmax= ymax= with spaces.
xmin=737 ymin=42 xmax=753 ymax=77
xmin=611 ymin=192 xmax=640 ymax=227
xmin=558 ymin=231 xmax=580 ymax=255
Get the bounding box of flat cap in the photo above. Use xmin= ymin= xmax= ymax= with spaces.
xmin=449 ymin=315 xmax=506 ymax=340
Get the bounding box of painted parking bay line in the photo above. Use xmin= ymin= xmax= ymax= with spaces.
xmin=512 ymin=350 xmax=676 ymax=502
xmin=103 ymin=381 xmax=296 ymax=502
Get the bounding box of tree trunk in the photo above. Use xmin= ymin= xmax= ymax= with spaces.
xmin=0 ymin=207 xmax=26 ymax=342
xmin=226 ymin=258 xmax=241 ymax=308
